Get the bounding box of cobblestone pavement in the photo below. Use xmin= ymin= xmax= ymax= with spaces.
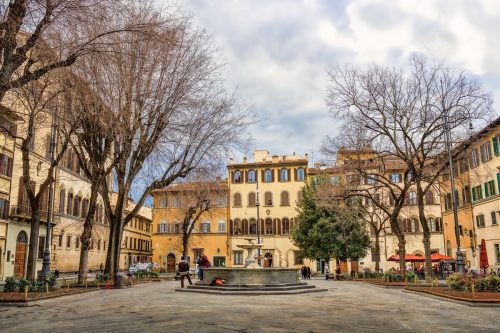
xmin=0 ymin=279 xmax=498 ymax=333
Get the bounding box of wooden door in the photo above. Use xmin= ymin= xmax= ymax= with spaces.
xmin=339 ymin=260 xmax=348 ymax=273
xmin=264 ymin=253 xmax=272 ymax=268
xmin=14 ymin=232 xmax=28 ymax=278
xmin=166 ymin=254 xmax=176 ymax=272
xmin=351 ymin=260 xmax=359 ymax=274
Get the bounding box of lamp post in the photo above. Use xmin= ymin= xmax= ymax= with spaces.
xmin=40 ymin=111 xmax=58 ymax=279
xmin=443 ymin=113 xmax=465 ymax=274
xmin=256 ymin=172 xmax=261 ymax=267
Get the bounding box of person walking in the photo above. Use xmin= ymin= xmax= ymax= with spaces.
xmin=178 ymin=256 xmax=192 ymax=288
xmin=306 ymin=266 xmax=311 ymax=279
xmin=300 ymin=266 xmax=306 ymax=280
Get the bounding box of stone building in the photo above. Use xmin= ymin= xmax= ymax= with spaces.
xmin=227 ymin=150 xmax=312 ymax=270
xmin=441 ymin=117 xmax=500 ymax=273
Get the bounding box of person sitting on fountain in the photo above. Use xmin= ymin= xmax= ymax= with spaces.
xmin=197 ymin=253 xmax=211 ymax=281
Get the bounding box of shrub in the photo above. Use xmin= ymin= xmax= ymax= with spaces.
xmin=45 ymin=275 xmax=57 ymax=290
xmin=383 ymin=271 xmax=404 ymax=282
xmin=29 ymin=279 xmax=44 ymax=292
xmin=406 ymin=270 xmax=416 ymax=281
xmin=476 ymin=274 xmax=500 ymax=292
xmin=3 ymin=276 xmax=18 ymax=292
xmin=446 ymin=273 xmax=476 ymax=291
xmin=96 ymin=273 xmax=110 ymax=282
xmin=17 ymin=278 xmax=30 ymax=292
xmin=150 ymin=271 xmax=160 ymax=278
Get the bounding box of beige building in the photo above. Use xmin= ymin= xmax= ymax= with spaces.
xmin=308 ymin=149 xmax=445 ymax=273
xmin=441 ymin=117 xmax=500 ymax=273
xmin=227 ymin=150 xmax=312 ymax=270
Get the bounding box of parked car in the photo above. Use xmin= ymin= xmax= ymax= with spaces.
xmin=128 ymin=264 xmax=138 ymax=274
xmin=136 ymin=262 xmax=152 ymax=272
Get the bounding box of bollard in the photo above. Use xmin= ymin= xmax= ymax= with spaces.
xmin=24 ymin=286 xmax=28 ymax=300
xmin=84 ymin=277 xmax=88 ymax=290
xmin=45 ymin=282 xmax=49 ymax=296
xmin=471 ymin=283 xmax=475 ymax=299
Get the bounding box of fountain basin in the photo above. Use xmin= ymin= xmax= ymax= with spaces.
xmin=198 ymin=267 xmax=299 ymax=285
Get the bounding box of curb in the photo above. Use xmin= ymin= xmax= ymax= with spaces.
xmin=0 ymin=288 xmax=102 ymax=307
xmin=403 ymin=289 xmax=500 ymax=307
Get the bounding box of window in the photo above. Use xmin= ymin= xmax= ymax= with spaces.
xmin=233 ymin=251 xmax=243 ymax=265
xmin=97 ymin=239 xmax=101 ymax=251
xmin=0 ymin=199 xmax=9 ymax=219
xmin=0 ymin=116 xmax=16 ymax=136
xmin=294 ymin=251 xmax=304 ymax=265
xmin=213 ymin=256 xmax=225 ymax=267
xmin=249 ymin=219 xmax=257 ymax=235
xmin=217 ymin=195 xmax=227 ymax=207
xmin=297 ymin=190 xmax=303 ymax=205
xmin=371 ymin=248 xmax=377 ymax=262
xmin=428 ymin=218 xmax=437 ymax=232
xmin=158 ymin=195 xmax=167 ymax=208
xmin=480 ymin=142 xmax=492 ymax=163
xmin=73 ymin=196 xmax=80 ymax=217
xmin=472 ymin=185 xmax=483 ymax=201
xmin=66 ymin=235 xmax=71 ymax=249
xmin=280 ymin=168 xmax=288 ymax=182
xmin=280 ymin=191 xmax=289 ymax=206
xmin=75 ymin=237 xmax=79 ymax=250
xmin=0 ymin=153 xmax=13 ymax=177
xmin=476 ymin=214 xmax=485 ymax=228
xmin=485 ymin=180 xmax=496 ymax=198
xmin=491 ymin=211 xmax=497 ymax=226
xmin=233 ymin=193 xmax=242 ymax=207
xmin=495 ymin=244 xmax=500 ymax=264
xmin=158 ymin=220 xmax=168 ymax=233
xmin=330 ymin=175 xmax=339 ymax=184
xmin=390 ymin=173 xmax=401 ymax=183
xmin=281 ymin=218 xmax=290 ymax=235
xmin=58 ymin=189 xmax=65 ymax=213
xmin=366 ymin=174 xmax=376 ymax=185
xmin=217 ymin=219 xmax=226 ymax=233
xmin=38 ymin=236 xmax=45 ymax=259
xmin=247 ymin=170 xmax=256 ymax=183
xmin=67 ymin=193 xmax=73 ymax=215
xmin=264 ymin=192 xmax=273 ymax=206
xmin=233 ymin=170 xmax=242 ymax=183
xmin=264 ymin=169 xmax=273 ymax=182
xmin=103 ymin=241 xmax=106 ymax=251
xmin=407 ymin=191 xmax=417 ymax=205
xmin=459 ymin=157 xmax=469 ymax=173
xmin=469 ymin=148 xmax=480 ymax=168
xmin=462 ymin=185 xmax=471 ymax=205
xmin=233 ymin=219 xmax=242 ymax=235
xmin=297 ymin=168 xmax=305 ymax=181
xmin=410 ymin=218 xmax=419 ymax=232
xmin=265 ymin=218 xmax=273 ymax=234
xmin=248 ymin=192 xmax=256 ymax=207
xmin=58 ymin=234 xmax=63 ymax=247
xmin=201 ymin=220 xmax=211 ymax=233
xmin=425 ymin=191 xmax=434 ymax=205
xmin=174 ymin=222 xmax=181 ymax=234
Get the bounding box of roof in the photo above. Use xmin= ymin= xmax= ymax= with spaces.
xmin=151 ymin=181 xmax=228 ymax=194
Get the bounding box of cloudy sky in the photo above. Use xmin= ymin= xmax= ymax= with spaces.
xmin=181 ymin=0 xmax=500 ymax=164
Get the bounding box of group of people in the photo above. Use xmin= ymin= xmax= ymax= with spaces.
xmin=177 ymin=253 xmax=211 ymax=288
xmin=300 ymin=266 xmax=311 ymax=280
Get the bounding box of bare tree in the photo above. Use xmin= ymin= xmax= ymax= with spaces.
xmin=0 ymin=0 xmax=149 ymax=102
xmin=326 ymin=54 xmax=492 ymax=276
xmin=4 ymin=69 xmax=73 ymax=279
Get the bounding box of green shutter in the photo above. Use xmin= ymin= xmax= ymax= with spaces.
xmin=493 ymin=137 xmax=499 ymax=156
xmin=479 ymin=186 xmax=483 ymax=199
xmin=491 ymin=180 xmax=496 ymax=196
xmin=472 ymin=187 xmax=477 ymax=201
xmin=485 ymin=182 xmax=489 ymax=198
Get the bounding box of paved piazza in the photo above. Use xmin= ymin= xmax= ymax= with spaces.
xmin=0 ymin=279 xmax=498 ymax=332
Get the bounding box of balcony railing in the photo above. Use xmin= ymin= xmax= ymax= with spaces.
xmin=10 ymin=205 xmax=48 ymax=222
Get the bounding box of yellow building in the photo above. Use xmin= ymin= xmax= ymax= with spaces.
xmin=0 ymin=106 xmax=21 ymax=281
xmin=441 ymin=117 xmax=500 ymax=273
xmin=308 ymin=149 xmax=445 ymax=273
xmin=227 ymin=150 xmax=312 ymax=270
xmin=151 ymin=182 xmax=228 ymax=272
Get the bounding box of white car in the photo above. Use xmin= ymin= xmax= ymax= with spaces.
xmin=136 ymin=262 xmax=151 ymax=272
xmin=128 ymin=264 xmax=138 ymax=274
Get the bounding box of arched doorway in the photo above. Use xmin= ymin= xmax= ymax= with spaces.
xmin=14 ymin=231 xmax=28 ymax=277
xmin=264 ymin=252 xmax=273 ymax=268
xmin=166 ymin=253 xmax=176 ymax=273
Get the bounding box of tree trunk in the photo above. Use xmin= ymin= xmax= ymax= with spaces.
xmin=26 ymin=205 xmax=41 ymax=280
xmin=182 ymin=230 xmax=189 ymax=259
xmin=77 ymin=182 xmax=99 ymax=284
xmin=374 ymin=231 xmax=381 ymax=272
xmin=416 ymin=182 xmax=433 ymax=280
xmin=105 ymin=214 xmax=124 ymax=287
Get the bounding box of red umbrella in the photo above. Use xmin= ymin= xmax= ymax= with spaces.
xmin=430 ymin=253 xmax=452 ymax=261
xmin=479 ymin=239 xmax=489 ymax=270
xmin=387 ymin=254 xmax=425 ymax=262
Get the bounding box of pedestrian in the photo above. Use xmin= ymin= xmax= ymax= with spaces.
xmin=325 ymin=265 xmax=330 ymax=280
xmin=198 ymin=253 xmax=211 ymax=281
xmin=300 ymin=266 xmax=306 ymax=280
xmin=335 ymin=266 xmax=341 ymax=280
xmin=178 ymin=256 xmax=192 ymax=288
xmin=196 ymin=254 xmax=203 ymax=280
xmin=307 ymin=266 xmax=311 ymax=279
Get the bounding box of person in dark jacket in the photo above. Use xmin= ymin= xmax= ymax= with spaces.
xmin=178 ymin=256 xmax=192 ymax=288
xmin=306 ymin=266 xmax=311 ymax=279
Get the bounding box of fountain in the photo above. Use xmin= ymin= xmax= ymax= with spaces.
xmin=237 ymin=238 xmax=263 ymax=269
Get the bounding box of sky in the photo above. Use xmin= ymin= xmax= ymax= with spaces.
xmin=181 ymin=0 xmax=500 ymax=165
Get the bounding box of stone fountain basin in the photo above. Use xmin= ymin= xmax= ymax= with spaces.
xmin=198 ymin=267 xmax=299 ymax=285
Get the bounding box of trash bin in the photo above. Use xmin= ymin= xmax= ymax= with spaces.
xmin=115 ymin=274 xmax=124 ymax=289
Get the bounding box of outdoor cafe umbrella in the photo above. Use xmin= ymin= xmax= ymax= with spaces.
xmin=387 ymin=254 xmax=425 ymax=262
xmin=480 ymin=238 xmax=489 ymax=271
xmin=430 ymin=253 xmax=452 ymax=261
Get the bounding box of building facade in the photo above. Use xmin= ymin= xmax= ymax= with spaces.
xmin=227 ymin=150 xmax=312 ymax=270
xmin=441 ymin=117 xmax=500 ymax=273
xmin=151 ymin=183 xmax=228 ymax=272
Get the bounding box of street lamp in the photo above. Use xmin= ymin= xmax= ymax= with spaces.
xmin=40 ymin=111 xmax=58 ymax=279
xmin=256 ymin=173 xmax=262 ymax=267
xmin=443 ymin=113 xmax=465 ymax=274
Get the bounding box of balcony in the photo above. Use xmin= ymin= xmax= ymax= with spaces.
xmin=10 ymin=205 xmax=48 ymax=222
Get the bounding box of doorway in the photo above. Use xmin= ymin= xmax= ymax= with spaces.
xmin=166 ymin=253 xmax=176 ymax=272
xmin=264 ymin=252 xmax=273 ymax=268
xmin=14 ymin=231 xmax=28 ymax=277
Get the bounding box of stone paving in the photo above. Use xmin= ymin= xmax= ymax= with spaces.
xmin=0 ymin=279 xmax=498 ymax=332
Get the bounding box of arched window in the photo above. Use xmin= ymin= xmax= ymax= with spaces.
xmin=282 ymin=218 xmax=290 ymax=235
xmin=425 ymin=191 xmax=434 ymax=205
xmin=428 ymin=217 xmax=436 ymax=232
xmin=16 ymin=230 xmax=28 ymax=243
xmin=435 ymin=217 xmax=443 ymax=232
xmin=72 ymin=196 xmax=80 ymax=217
xmin=247 ymin=170 xmax=256 ymax=183
xmin=159 ymin=220 xmax=168 ymax=233
xmin=81 ymin=199 xmax=88 ymax=218
xmin=408 ymin=191 xmax=417 ymax=205
xmin=265 ymin=218 xmax=273 ymax=235
xmin=201 ymin=220 xmax=211 ymax=233
xmin=280 ymin=168 xmax=288 ymax=182
xmin=59 ymin=189 xmax=65 ymax=213
xmin=233 ymin=193 xmax=242 ymax=207
xmin=233 ymin=170 xmax=242 ymax=183
xmin=297 ymin=190 xmax=303 ymax=204
xmin=264 ymin=169 xmax=273 ymax=182
xmin=233 ymin=219 xmax=242 ymax=235
xmin=217 ymin=219 xmax=226 ymax=233
xmin=67 ymin=193 xmax=73 ymax=215
xmin=248 ymin=192 xmax=256 ymax=207
xmin=410 ymin=218 xmax=419 ymax=232
xmin=280 ymin=191 xmax=289 ymax=206
xmin=297 ymin=168 xmax=305 ymax=181
xmin=264 ymin=192 xmax=273 ymax=206
xmin=249 ymin=218 xmax=257 ymax=234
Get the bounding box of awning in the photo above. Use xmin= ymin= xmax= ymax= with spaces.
xmin=431 ymin=253 xmax=452 ymax=261
xmin=387 ymin=254 xmax=425 ymax=262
